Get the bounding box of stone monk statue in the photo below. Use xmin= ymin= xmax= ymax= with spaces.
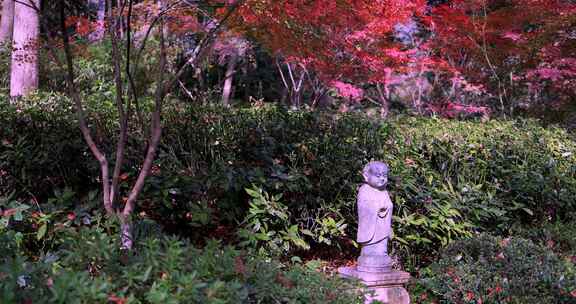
xmin=339 ymin=161 xmax=411 ymax=303
xmin=356 ymin=161 xmax=393 ymax=272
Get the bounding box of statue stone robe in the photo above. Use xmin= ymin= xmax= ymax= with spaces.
xmin=356 ymin=183 xmax=393 ymax=271
xmin=357 ymin=184 xmax=393 ymax=245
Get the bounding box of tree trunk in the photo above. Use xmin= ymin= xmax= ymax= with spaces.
xmin=376 ymin=83 xmax=390 ymax=118
xmin=0 ymin=0 xmax=15 ymax=46
xmin=10 ymin=0 xmax=39 ymax=98
xmin=118 ymin=0 xmax=124 ymax=39
xmin=221 ymin=53 xmax=237 ymax=106
xmin=88 ymin=0 xmax=105 ymax=41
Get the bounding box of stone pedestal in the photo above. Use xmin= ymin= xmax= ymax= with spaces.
xmin=339 ymin=266 xmax=411 ymax=304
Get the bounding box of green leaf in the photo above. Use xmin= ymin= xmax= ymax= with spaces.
xmin=37 ymin=223 xmax=48 ymax=240
xmin=522 ymin=208 xmax=534 ymax=216
xmin=13 ymin=210 xmax=23 ymax=221
xmin=245 ymin=187 xmax=261 ymax=198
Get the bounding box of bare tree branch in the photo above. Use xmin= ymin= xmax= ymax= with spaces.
xmin=107 ymin=0 xmax=129 ymax=207
xmin=120 ymin=0 xmax=169 ymax=250
xmin=165 ymin=0 xmax=244 ymax=92
xmin=58 ymin=0 xmax=113 ymax=214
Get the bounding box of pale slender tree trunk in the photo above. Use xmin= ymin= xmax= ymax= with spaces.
xmin=88 ymin=0 xmax=105 ymax=41
xmin=10 ymin=0 xmax=39 ymax=98
xmin=221 ymin=53 xmax=237 ymax=106
xmin=0 ymin=0 xmax=15 ymax=46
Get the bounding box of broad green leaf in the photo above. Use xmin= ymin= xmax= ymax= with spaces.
xmin=37 ymin=223 xmax=48 ymax=240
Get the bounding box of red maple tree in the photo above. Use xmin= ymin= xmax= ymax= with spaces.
xmin=430 ymin=0 xmax=576 ymax=113
xmin=231 ymin=0 xmax=428 ymax=108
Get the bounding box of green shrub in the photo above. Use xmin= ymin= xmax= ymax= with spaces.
xmin=157 ymin=107 xmax=576 ymax=267
xmin=150 ymin=105 xmax=384 ymax=249
xmin=0 ymin=92 xmax=97 ymax=199
xmin=2 ymin=99 xmax=576 ymax=269
xmin=0 ymin=223 xmax=363 ymax=304
xmin=385 ymin=117 xmax=576 ymax=268
xmin=238 ymin=185 xmax=310 ymax=255
xmin=512 ymin=219 xmax=576 ymax=256
xmin=420 ymin=234 xmax=576 ymax=303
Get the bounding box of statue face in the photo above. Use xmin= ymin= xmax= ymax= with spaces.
xmin=363 ymin=162 xmax=388 ymax=190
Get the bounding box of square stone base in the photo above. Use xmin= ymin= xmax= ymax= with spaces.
xmin=338 ymin=266 xmax=411 ymax=304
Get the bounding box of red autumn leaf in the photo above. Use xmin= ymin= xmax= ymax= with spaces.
xmin=232 ymin=0 xmax=428 ymax=87
xmin=431 ymin=0 xmax=576 ymax=106
xmin=465 ymin=291 xmax=475 ymax=302
xmin=76 ymin=17 xmax=92 ymax=37
xmin=495 ymin=284 xmax=503 ymax=294
xmin=67 ymin=212 xmax=76 ymax=221
xmin=108 ymin=295 xmax=127 ymax=304
xmin=64 ymin=16 xmax=79 ymax=28
xmin=119 ymin=173 xmax=129 ymax=181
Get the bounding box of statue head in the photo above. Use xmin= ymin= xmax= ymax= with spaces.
xmin=362 ymin=161 xmax=389 ymax=190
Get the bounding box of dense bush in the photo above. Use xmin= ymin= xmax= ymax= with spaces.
xmin=2 ymin=98 xmax=576 ymax=269
xmin=154 ymin=105 xmax=385 ymax=252
xmin=0 ymin=93 xmax=96 ymax=199
xmin=384 ymin=116 xmax=576 ymax=267
xmin=0 ymin=215 xmax=363 ymax=304
xmin=513 ymin=219 xmax=576 ymax=257
xmin=151 ymin=107 xmax=576 ymax=267
xmin=419 ymin=234 xmax=576 ymax=303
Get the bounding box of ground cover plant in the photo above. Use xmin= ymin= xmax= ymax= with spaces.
xmin=0 ymin=214 xmax=363 ymax=304
xmin=418 ymin=234 xmax=576 ymax=303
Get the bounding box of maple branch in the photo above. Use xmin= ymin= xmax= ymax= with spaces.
xmin=107 ymin=0 xmax=130 ymax=207
xmin=125 ymin=0 xmax=138 ymax=120
xmin=120 ymin=0 xmax=168 ymax=249
xmin=466 ymin=1 xmax=506 ymax=113
xmin=365 ymin=95 xmax=384 ymax=107
xmin=134 ymin=0 xmax=230 ymax=68
xmin=275 ymin=57 xmax=290 ymax=91
xmin=13 ymin=0 xmax=36 ymax=10
xmin=295 ymin=62 xmax=308 ymax=92
xmin=58 ymin=0 xmax=113 ymax=214
xmin=286 ymin=63 xmax=297 ymax=90
xmin=134 ymin=0 xmax=188 ymax=68
xmin=165 ymin=0 xmax=243 ymax=93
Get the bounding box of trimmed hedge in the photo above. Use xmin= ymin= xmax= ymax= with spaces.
xmin=2 ymin=99 xmax=576 ymax=269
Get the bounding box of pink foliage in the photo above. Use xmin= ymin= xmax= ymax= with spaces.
xmin=524 ymin=57 xmax=576 ymax=100
xmin=213 ymin=34 xmax=251 ymax=65
xmin=331 ymin=81 xmax=364 ymax=102
xmin=502 ymin=32 xmax=524 ymax=42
